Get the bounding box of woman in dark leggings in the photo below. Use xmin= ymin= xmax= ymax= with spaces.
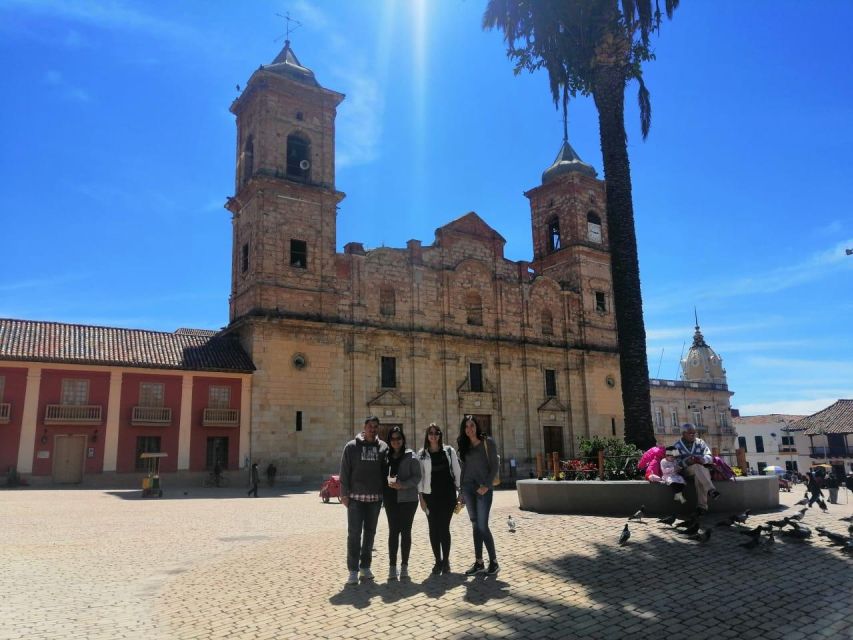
xmin=383 ymin=426 xmax=422 ymax=580
xmin=417 ymin=423 xmax=462 ymax=574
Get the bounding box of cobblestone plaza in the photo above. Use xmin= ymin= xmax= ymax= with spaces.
xmin=2 ymin=486 xmax=851 ymax=639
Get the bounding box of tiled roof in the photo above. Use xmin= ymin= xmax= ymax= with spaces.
xmin=733 ymin=414 xmax=805 ymax=426
xmin=791 ymin=400 xmax=853 ymax=435
xmin=0 ymin=318 xmax=254 ymax=373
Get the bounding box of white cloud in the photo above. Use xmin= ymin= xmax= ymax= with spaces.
xmin=0 ymin=273 xmax=89 ymax=293
xmin=335 ymin=70 xmax=385 ymax=168
xmin=813 ymin=219 xmax=842 ymax=237
xmin=42 ymin=69 xmax=91 ymax=102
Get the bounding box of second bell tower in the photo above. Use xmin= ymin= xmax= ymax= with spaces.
xmin=226 ymin=42 xmax=345 ymax=323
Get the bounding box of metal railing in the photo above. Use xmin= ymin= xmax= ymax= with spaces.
xmin=0 ymin=402 xmax=9 ymax=423
xmin=810 ymin=446 xmax=850 ymax=458
xmin=131 ymin=406 xmax=172 ymax=426
xmin=202 ymin=408 xmax=239 ymax=427
xmin=44 ymin=404 xmax=102 ymax=424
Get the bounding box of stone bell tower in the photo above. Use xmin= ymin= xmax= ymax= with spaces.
xmin=226 ymin=41 xmax=345 ymax=323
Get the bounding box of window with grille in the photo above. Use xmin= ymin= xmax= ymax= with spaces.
xmin=139 ymin=382 xmax=165 ymax=407
xmin=545 ymin=369 xmax=557 ymax=398
xmin=61 ymin=379 xmax=89 ymax=405
xmin=670 ymin=409 xmax=679 ymax=427
xmin=290 ymin=239 xmax=307 ymax=268
xmin=380 ymin=287 xmax=395 ymax=317
xmin=692 ymin=410 xmax=702 ymax=427
xmin=208 ymin=385 xmax=231 ymax=409
xmin=381 ymin=357 xmax=397 ymax=388
xmin=655 ymin=407 xmax=664 ymax=427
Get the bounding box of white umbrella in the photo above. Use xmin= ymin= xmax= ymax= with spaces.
xmin=764 ymin=465 xmax=786 ymax=474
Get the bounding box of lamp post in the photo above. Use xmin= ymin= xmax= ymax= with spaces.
xmin=780 ymin=417 xmax=795 ymax=483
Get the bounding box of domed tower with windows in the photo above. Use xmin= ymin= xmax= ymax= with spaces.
xmin=524 ymin=136 xmax=617 ymax=351
xmin=226 ymin=41 xmax=345 ymax=322
xmin=681 ymin=322 xmax=727 ymax=385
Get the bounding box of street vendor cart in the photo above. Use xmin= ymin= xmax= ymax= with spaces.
xmin=140 ymin=452 xmax=167 ymax=498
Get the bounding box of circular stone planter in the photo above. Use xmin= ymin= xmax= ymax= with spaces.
xmin=516 ymin=476 xmax=779 ymax=516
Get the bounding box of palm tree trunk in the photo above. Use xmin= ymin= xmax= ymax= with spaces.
xmin=592 ymin=63 xmax=655 ymax=450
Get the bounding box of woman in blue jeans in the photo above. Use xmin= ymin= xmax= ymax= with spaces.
xmin=456 ymin=415 xmax=500 ymax=576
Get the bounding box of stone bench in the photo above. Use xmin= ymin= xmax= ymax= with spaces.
xmin=516 ymin=476 xmax=778 ymax=516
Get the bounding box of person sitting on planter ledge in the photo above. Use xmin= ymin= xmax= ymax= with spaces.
xmin=672 ymin=423 xmax=720 ymax=513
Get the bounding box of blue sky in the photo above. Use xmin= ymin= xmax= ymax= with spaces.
xmin=1 ymin=1 xmax=851 ymax=416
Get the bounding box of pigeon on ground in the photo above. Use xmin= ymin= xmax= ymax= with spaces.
xmin=629 ymin=505 xmax=646 ymax=522
xmin=766 ymin=519 xmax=788 ymax=529
xmin=507 ymin=515 xmax=517 ymax=533
xmin=682 ymin=522 xmax=701 ymax=536
xmin=658 ymin=514 xmax=677 ymax=526
xmin=848 ymin=523 xmax=853 ymax=537
xmin=739 ymin=525 xmax=765 ymax=538
xmin=689 ymin=528 xmax=712 ymax=543
xmin=781 ymin=527 xmax=811 ymax=540
xmin=740 ymin=536 xmax=761 ymax=550
xmin=733 ymin=509 xmax=751 ymax=524
xmin=839 ymin=515 xmax=853 ymax=523
xmin=619 ymin=523 xmax=630 ymax=546
xmin=765 ymin=530 xmax=775 ymax=548
xmin=788 ymin=508 xmax=807 ymax=522
xmin=795 ymin=498 xmax=808 ymax=506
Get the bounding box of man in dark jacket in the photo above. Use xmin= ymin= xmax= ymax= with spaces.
xmin=340 ymin=416 xmax=388 ymax=585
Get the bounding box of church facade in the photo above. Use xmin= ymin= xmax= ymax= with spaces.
xmin=225 ymin=43 xmax=625 ymax=477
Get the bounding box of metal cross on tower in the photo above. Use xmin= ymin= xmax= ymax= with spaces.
xmin=275 ymin=11 xmax=302 ymax=43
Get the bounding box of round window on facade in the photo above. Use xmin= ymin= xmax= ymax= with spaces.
xmin=605 ymin=375 xmax=616 ymax=388
xmin=292 ymin=353 xmax=307 ymax=370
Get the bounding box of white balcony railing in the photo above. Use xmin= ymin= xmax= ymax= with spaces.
xmin=0 ymin=403 xmax=9 ymax=423
xmin=131 ymin=406 xmax=172 ymax=426
xmin=203 ymin=407 xmax=239 ymax=427
xmin=45 ymin=404 xmax=102 ymax=424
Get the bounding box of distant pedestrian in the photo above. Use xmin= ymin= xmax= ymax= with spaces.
xmin=825 ymin=474 xmax=839 ymax=504
xmin=806 ymin=471 xmax=824 ymax=507
xmin=340 ymin=416 xmax=388 ymax=585
xmin=247 ymin=463 xmax=260 ymax=497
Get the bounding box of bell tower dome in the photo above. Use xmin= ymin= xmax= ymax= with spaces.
xmin=226 ymin=41 xmax=345 ymax=323
xmin=681 ymin=320 xmax=727 ymax=384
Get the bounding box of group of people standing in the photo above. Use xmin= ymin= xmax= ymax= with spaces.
xmin=339 ymin=415 xmax=500 ymax=585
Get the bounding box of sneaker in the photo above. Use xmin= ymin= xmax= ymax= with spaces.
xmin=346 ymin=571 xmax=359 ymax=585
xmin=486 ymin=561 xmax=500 ymax=576
xmin=441 ymin=560 xmax=451 ymax=575
xmin=431 ymin=561 xmax=442 ymax=575
xmin=359 ymin=567 xmax=374 ymax=581
xmin=388 ymin=566 xmax=398 ymax=580
xmin=674 ymin=493 xmax=686 ymax=504
xmin=464 ymin=561 xmax=485 ymax=576
xmin=399 ymin=565 xmax=409 ymax=579
xmin=709 ymin=490 xmax=721 ymax=501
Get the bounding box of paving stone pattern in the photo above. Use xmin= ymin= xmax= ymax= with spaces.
xmin=1 ymin=485 xmax=851 ymax=639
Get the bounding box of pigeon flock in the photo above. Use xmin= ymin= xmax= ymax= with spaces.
xmin=617 ymin=496 xmax=853 ymax=553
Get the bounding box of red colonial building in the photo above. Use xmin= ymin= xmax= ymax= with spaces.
xmin=0 ymin=319 xmax=254 ymax=483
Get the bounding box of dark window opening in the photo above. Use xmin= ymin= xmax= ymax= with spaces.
xmin=380 ymin=287 xmax=395 ymax=316
xmin=755 ymin=436 xmax=765 ymax=453
xmin=587 ymin=211 xmax=602 ymax=243
xmin=135 ymin=436 xmax=161 ymax=471
xmin=240 ymin=136 xmax=254 ymax=187
xmin=469 ymin=363 xmax=483 ymax=393
xmin=286 ymin=134 xmax=310 ymax=179
xmin=205 ymin=437 xmax=229 ymax=471
xmin=611 ymin=417 xmax=617 ymax=436
xmin=541 ymin=310 xmax=553 ymax=336
xmin=296 ymin=111 xmax=304 ymax=121
xmin=296 ymin=411 xmax=303 ymax=432
xmin=465 ymin=292 xmax=483 ymax=326
xmin=738 ymin=436 xmax=748 ymax=452
xmin=594 ymin=291 xmax=607 ymax=313
xmin=290 ymin=239 xmax=307 ymax=268
xmin=547 ymin=218 xmax=561 ymax=252
xmin=381 ymin=356 xmax=397 ymax=388
xmin=241 ymin=243 xmax=249 ymax=273
xmin=545 ymin=369 xmax=557 ymax=398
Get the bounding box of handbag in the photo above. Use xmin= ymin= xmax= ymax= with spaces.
xmin=484 ymin=439 xmax=501 ymax=487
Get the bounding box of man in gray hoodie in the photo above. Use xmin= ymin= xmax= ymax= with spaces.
xmin=340 ymin=416 xmax=388 ymax=585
